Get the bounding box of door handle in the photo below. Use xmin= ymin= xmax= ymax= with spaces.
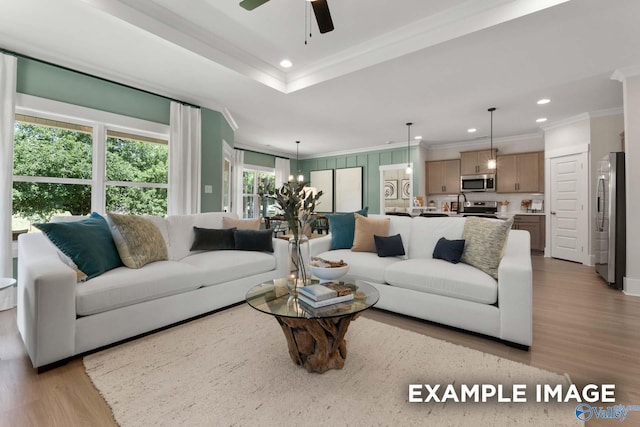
xmin=550 ymin=211 xmax=556 ymax=215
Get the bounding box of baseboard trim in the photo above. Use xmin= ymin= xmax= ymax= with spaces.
xmin=623 ymin=276 xmax=640 ymax=297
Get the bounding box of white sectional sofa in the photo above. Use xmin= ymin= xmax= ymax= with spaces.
xmin=310 ymin=215 xmax=533 ymax=348
xmin=17 ymin=212 xmax=289 ymax=369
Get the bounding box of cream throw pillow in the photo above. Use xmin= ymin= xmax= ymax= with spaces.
xmin=222 ymin=217 xmax=261 ymax=230
xmin=460 ymin=216 xmax=514 ymax=279
xmin=351 ymin=213 xmax=390 ymax=253
xmin=106 ymin=212 xmax=168 ymax=269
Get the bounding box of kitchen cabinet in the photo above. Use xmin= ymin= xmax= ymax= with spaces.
xmin=497 ymin=151 xmax=543 ymax=193
xmin=512 ymin=215 xmax=545 ymax=252
xmin=460 ymin=149 xmax=498 ymax=175
xmin=426 ymin=159 xmax=460 ymax=194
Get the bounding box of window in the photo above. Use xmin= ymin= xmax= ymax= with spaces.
xmin=12 ymin=99 xmax=169 ymax=234
xmin=242 ymin=168 xmax=275 ymax=219
xmin=105 ymin=131 xmax=168 ymax=216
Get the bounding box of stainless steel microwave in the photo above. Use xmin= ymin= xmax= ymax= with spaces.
xmin=461 ymin=174 xmax=496 ymax=192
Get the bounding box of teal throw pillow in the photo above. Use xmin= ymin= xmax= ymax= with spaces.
xmin=326 ymin=207 xmax=368 ymax=250
xmin=35 ymin=212 xmax=123 ymax=280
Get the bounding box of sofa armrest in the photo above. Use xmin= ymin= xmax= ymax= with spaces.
xmin=272 ymin=238 xmax=290 ymax=278
xmin=309 ymin=234 xmax=332 ymax=257
xmin=497 ymin=229 xmax=533 ymax=346
xmin=17 ymin=233 xmax=77 ymax=368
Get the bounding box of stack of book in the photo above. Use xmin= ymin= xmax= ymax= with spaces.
xmin=298 ymin=282 xmax=354 ymax=308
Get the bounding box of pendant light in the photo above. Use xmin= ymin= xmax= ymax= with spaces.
xmin=487 ymin=108 xmax=497 ymax=170
xmin=296 ymin=141 xmax=304 ymax=182
xmin=405 ymin=122 xmax=413 ymax=175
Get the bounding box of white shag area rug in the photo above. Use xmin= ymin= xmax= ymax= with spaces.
xmin=84 ymin=305 xmax=580 ymax=426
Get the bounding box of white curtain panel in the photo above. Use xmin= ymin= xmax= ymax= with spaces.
xmin=0 ymin=53 xmax=17 ymax=310
xmin=232 ymin=149 xmax=244 ymax=217
xmin=274 ymin=157 xmax=290 ymax=189
xmin=169 ymin=102 xmax=201 ymax=216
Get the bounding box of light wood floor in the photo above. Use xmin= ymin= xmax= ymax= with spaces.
xmin=2 ymin=256 xmax=640 ymax=426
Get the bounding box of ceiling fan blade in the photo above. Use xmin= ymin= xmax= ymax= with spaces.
xmin=311 ymin=0 xmax=334 ymax=34
xmin=239 ymin=0 xmax=270 ymax=11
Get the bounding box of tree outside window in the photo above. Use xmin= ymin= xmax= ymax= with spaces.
xmin=242 ymin=168 xmax=276 ymax=219
xmin=12 ymin=117 xmax=168 ymax=233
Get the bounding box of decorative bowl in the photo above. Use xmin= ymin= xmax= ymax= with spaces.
xmin=309 ymin=263 xmax=350 ymax=283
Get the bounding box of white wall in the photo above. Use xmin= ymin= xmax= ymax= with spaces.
xmin=616 ymin=71 xmax=640 ymax=296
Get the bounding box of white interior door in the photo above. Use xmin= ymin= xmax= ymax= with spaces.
xmin=550 ymin=153 xmax=587 ymax=263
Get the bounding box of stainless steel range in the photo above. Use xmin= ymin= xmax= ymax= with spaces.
xmin=461 ymin=201 xmax=498 ymax=218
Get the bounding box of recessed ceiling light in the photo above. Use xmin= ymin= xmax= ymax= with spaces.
xmin=279 ymin=59 xmax=293 ymax=68
xmin=414 ymin=136 xmax=422 ymax=140
xmin=467 ymin=128 xmax=477 ymax=133
xmin=385 ymin=140 xmax=394 ymax=144
xmin=537 ymin=98 xmax=551 ymax=105
xmin=536 ymin=118 xmax=547 ymax=123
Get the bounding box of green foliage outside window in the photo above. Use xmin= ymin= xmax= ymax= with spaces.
xmin=12 ymin=122 xmax=168 ymax=224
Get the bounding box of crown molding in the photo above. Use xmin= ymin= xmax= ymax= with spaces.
xmin=426 ymin=132 xmax=543 ymax=150
xmin=83 ymin=0 xmax=569 ymax=94
xmin=611 ymin=65 xmax=640 ymax=82
xmin=540 ymin=112 xmax=591 ymax=132
xmin=299 ymin=141 xmax=420 ymax=160
xmin=589 ymin=107 xmax=623 ymax=119
xmin=222 ymin=108 xmax=239 ymax=132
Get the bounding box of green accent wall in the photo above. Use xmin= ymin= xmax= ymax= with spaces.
xmin=244 ymin=151 xmax=277 ymax=169
xmin=14 ymin=57 xmax=233 ymax=214
xmin=16 ymin=58 xmax=170 ymax=124
xmin=300 ymin=146 xmax=418 ymax=214
xmin=201 ymin=108 xmax=234 ymax=212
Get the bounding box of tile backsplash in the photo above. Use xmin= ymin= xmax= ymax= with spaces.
xmin=425 ymin=192 xmax=544 ymax=213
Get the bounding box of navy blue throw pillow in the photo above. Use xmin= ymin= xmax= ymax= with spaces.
xmin=191 ymin=227 xmax=236 ymax=251
xmin=374 ymin=234 xmax=405 ymax=257
xmin=233 ymin=229 xmax=274 ymax=253
xmin=432 ymin=237 xmax=466 ymax=264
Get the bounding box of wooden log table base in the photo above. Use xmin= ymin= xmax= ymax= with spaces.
xmin=276 ymin=314 xmax=359 ymax=374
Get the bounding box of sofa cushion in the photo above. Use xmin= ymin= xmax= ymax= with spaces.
xmin=166 ymin=212 xmax=238 ymax=261
xmin=374 ymin=234 xmax=405 ymax=257
xmin=76 ymin=261 xmax=205 ymax=316
xmin=461 ymin=217 xmax=514 ymax=279
xmin=384 ymin=258 xmax=498 ymax=305
xmin=35 ymin=212 xmax=123 ymax=280
xmin=351 ymin=213 xmax=390 ymax=252
xmin=315 ymin=249 xmax=402 ymax=283
xmin=408 ymin=217 xmax=466 ymax=259
xmin=233 ymin=229 xmax=274 ymax=252
xmin=432 ymin=237 xmax=465 ymax=264
xmin=180 ymin=250 xmax=276 ymax=286
xmin=190 ymin=227 xmax=236 ymax=251
xmin=106 ymin=212 xmax=168 ymax=268
xmin=325 ymin=207 xmax=368 ymax=250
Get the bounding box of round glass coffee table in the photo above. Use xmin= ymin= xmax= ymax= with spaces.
xmin=246 ymin=278 xmax=379 ymax=374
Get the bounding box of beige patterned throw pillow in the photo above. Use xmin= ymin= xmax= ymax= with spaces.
xmin=106 ymin=212 xmax=168 ymax=269
xmin=460 ymin=216 xmax=514 ymax=279
xmin=351 ymin=213 xmax=390 ymax=253
xmin=222 ymin=217 xmax=261 ymax=230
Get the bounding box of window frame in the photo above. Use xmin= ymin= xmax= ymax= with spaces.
xmin=241 ymin=165 xmax=275 ymax=219
xmin=13 ymin=94 xmax=170 ymax=216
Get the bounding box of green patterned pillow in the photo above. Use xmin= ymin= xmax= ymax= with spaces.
xmin=106 ymin=212 xmax=168 ymax=269
xmin=460 ymin=217 xmax=514 ymax=279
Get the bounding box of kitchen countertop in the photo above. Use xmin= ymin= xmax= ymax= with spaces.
xmin=409 ymin=211 xmax=545 ymax=217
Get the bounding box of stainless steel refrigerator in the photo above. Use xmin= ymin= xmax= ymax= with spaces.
xmin=594 ymin=152 xmax=626 ymax=289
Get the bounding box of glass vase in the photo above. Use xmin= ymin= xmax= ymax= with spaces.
xmin=288 ymin=235 xmax=310 ymax=295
